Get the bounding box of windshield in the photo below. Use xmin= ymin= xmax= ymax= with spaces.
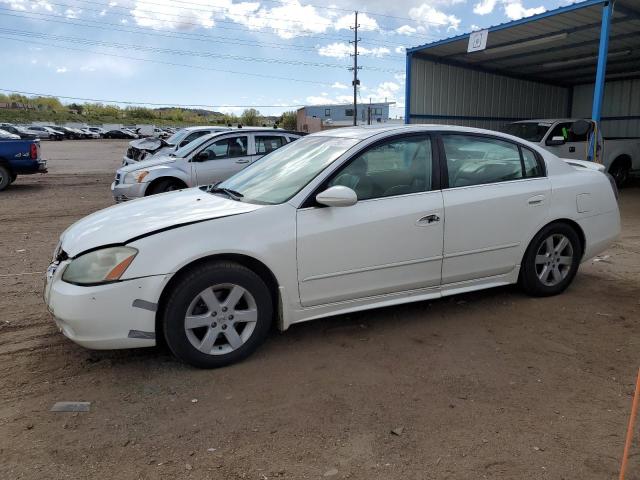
xmin=502 ymin=122 xmax=551 ymax=143
xmin=166 ymin=128 xmax=189 ymax=146
xmin=217 ymin=136 xmax=359 ymax=205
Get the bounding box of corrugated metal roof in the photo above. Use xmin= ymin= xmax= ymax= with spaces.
xmin=407 ymin=0 xmax=640 ymax=86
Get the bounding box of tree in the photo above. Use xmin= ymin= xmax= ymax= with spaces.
xmin=280 ymin=111 xmax=297 ymax=131
xmin=240 ymin=108 xmax=261 ymax=126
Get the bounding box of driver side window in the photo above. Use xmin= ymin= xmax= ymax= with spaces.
xmin=201 ymin=136 xmax=248 ymax=161
xmin=328 ymin=136 xmax=432 ymax=201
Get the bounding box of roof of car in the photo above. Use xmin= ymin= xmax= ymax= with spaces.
xmin=308 ymin=124 xmax=536 ymax=140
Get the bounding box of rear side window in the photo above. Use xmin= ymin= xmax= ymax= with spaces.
xmin=255 ymin=135 xmax=286 ymax=155
xmin=521 ymin=147 xmax=543 ymax=178
xmin=181 ymin=130 xmax=210 ymax=146
xmin=442 ymin=134 xmax=541 ymax=188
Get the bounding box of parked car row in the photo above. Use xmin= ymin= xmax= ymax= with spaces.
xmin=0 ymin=123 xmax=110 ymax=140
xmin=112 ymin=127 xmax=303 ymax=201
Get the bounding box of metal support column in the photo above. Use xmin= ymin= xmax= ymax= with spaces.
xmin=591 ymin=0 xmax=614 ymax=122
xmin=404 ymin=52 xmax=412 ymax=124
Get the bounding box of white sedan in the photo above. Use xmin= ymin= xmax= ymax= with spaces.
xmin=44 ymin=125 xmax=620 ymax=368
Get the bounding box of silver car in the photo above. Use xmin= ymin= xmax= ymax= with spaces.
xmin=111 ymin=129 xmax=301 ymax=202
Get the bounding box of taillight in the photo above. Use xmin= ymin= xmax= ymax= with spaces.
xmin=30 ymin=143 xmax=38 ymax=159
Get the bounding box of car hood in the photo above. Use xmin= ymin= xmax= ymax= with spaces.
xmin=128 ymin=137 xmax=171 ymax=152
xmin=118 ymin=154 xmax=178 ymax=173
xmin=60 ymin=188 xmax=264 ymax=257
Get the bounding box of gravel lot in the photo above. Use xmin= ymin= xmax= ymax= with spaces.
xmin=1 ymin=139 xmax=639 ymax=479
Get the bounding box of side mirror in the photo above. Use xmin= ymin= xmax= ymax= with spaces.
xmin=315 ymin=186 xmax=357 ymax=207
xmin=194 ymin=151 xmax=209 ymax=162
xmin=571 ymin=119 xmax=591 ymax=136
xmin=546 ymin=136 xmax=566 ymax=146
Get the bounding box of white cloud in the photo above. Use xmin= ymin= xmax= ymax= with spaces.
xmin=395 ymin=46 xmax=406 ymax=54
xmin=395 ymin=25 xmax=417 ymax=36
xmin=503 ymin=0 xmax=545 ymax=20
xmin=0 ymin=0 xmax=54 ymax=12
xmin=317 ymin=42 xmax=390 ymax=59
xmin=333 ymin=12 xmax=379 ymax=32
xmin=64 ymin=8 xmax=81 ymax=18
xmin=99 ymin=9 xmax=106 ymax=16
xmin=331 ymin=82 xmax=349 ymax=89
xmin=56 ymin=67 xmax=68 ymax=73
xmin=473 ymin=0 xmax=498 ymax=15
xmin=409 ymin=3 xmax=461 ymax=32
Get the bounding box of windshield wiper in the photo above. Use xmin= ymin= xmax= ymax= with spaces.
xmin=207 ymin=186 xmax=244 ymax=200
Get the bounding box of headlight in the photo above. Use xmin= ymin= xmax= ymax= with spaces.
xmin=62 ymin=247 xmax=138 ymax=285
xmin=124 ymin=170 xmax=150 ymax=184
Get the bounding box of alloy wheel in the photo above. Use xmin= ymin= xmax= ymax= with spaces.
xmin=184 ymin=283 xmax=258 ymax=355
xmin=535 ymin=234 xmax=574 ymax=287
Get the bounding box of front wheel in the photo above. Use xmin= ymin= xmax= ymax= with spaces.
xmin=147 ymin=178 xmax=184 ymax=195
xmin=520 ymin=223 xmax=582 ymax=297
xmin=162 ymin=261 xmax=273 ymax=368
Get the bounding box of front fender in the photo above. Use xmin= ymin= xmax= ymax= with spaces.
xmin=142 ymin=165 xmax=192 ymax=187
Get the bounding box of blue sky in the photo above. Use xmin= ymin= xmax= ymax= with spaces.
xmin=0 ymin=0 xmax=577 ymax=117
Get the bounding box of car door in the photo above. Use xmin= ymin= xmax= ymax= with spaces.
xmin=296 ymin=134 xmax=444 ymax=307
xmin=251 ymin=134 xmax=289 ymax=163
xmin=543 ymin=122 xmax=589 ymax=160
xmin=439 ymin=133 xmax=550 ymax=285
xmin=192 ymin=135 xmax=250 ymax=186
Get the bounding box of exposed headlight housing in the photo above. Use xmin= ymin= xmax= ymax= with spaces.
xmin=62 ymin=246 xmax=138 ymax=285
xmin=124 ymin=170 xmax=150 ymax=184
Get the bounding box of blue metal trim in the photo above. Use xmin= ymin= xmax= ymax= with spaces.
xmin=410 ymin=114 xmax=526 ymax=122
xmin=406 ymin=0 xmax=606 ymax=54
xmin=592 ymin=0 xmax=614 ymax=122
xmin=405 ymin=52 xmax=412 ymax=125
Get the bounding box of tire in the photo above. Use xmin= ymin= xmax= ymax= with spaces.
xmin=520 ymin=223 xmax=582 ymax=297
xmin=0 ymin=165 xmax=11 ymax=191
xmin=162 ymin=261 xmax=273 ymax=368
xmin=148 ymin=178 xmax=184 ymax=195
xmin=609 ymin=159 xmax=630 ymax=188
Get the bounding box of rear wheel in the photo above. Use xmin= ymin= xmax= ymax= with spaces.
xmin=147 ymin=178 xmax=185 ymax=195
xmin=0 ymin=166 xmax=11 ymax=191
xmin=520 ymin=223 xmax=581 ymax=297
xmin=609 ymin=158 xmax=630 ymax=188
xmin=162 ymin=261 xmax=273 ymax=368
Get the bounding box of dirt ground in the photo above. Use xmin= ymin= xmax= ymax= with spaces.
xmin=1 ymin=139 xmax=639 ymax=479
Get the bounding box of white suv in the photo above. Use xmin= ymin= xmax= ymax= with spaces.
xmin=112 ymin=129 xmax=301 ymax=201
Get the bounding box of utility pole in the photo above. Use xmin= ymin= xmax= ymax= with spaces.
xmin=349 ymin=11 xmax=361 ymax=127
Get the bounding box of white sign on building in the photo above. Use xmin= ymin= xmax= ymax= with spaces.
xmin=468 ymin=29 xmax=489 ymax=53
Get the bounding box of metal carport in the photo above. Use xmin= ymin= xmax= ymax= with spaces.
xmin=404 ymin=0 xmax=640 ymax=137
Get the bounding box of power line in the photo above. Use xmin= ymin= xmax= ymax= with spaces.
xmin=0 ymin=28 xmax=404 ymax=73
xmin=2 ymin=7 xmax=415 ymax=53
xmin=0 ymin=36 xmax=337 ymax=85
xmin=19 ymin=0 xmax=456 ymax=44
xmin=0 ymin=10 xmax=318 ymax=53
xmin=23 ymin=0 xmax=358 ymax=43
xmin=0 ymin=88 xmax=303 ymax=108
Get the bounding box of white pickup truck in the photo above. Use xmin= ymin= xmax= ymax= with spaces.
xmin=503 ymin=118 xmax=640 ymax=187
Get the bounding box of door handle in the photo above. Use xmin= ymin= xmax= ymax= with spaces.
xmin=569 ymin=146 xmax=576 ymax=153
xmin=235 ymin=159 xmax=249 ymax=164
xmin=417 ymin=214 xmax=440 ymax=226
xmin=528 ymin=195 xmax=545 ymax=206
